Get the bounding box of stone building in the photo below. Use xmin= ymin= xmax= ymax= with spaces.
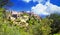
xmin=6 ymin=11 xmax=29 ymax=27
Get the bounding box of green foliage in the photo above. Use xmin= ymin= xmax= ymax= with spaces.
xmin=54 ymin=33 xmax=60 ymax=35
xmin=26 ymin=15 xmax=53 ymax=35
xmin=0 ymin=8 xmax=20 ymax=35
xmin=0 ymin=22 xmax=20 ymax=35
xmin=48 ymin=14 xmax=60 ymax=35
xmin=40 ymin=19 xmax=53 ymax=35
xmin=0 ymin=9 xmax=60 ymax=35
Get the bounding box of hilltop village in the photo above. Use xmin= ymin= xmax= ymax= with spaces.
xmin=5 ymin=10 xmax=41 ymax=27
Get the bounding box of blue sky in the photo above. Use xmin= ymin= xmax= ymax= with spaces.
xmin=9 ymin=0 xmax=38 ymax=11
xmin=50 ymin=0 xmax=60 ymax=6
xmin=9 ymin=0 xmax=60 ymax=16
xmin=9 ymin=0 xmax=60 ymax=11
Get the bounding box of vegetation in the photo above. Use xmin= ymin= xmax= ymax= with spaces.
xmin=1 ymin=9 xmax=60 ymax=35
xmin=48 ymin=14 xmax=60 ymax=35
xmin=0 ymin=0 xmax=60 ymax=35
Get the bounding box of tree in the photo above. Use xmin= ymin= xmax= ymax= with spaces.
xmin=26 ymin=15 xmax=53 ymax=35
xmin=0 ymin=0 xmax=13 ymax=21
xmin=0 ymin=0 xmax=13 ymax=8
xmin=48 ymin=14 xmax=60 ymax=34
xmin=39 ymin=18 xmax=53 ymax=35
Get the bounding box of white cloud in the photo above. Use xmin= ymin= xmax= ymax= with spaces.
xmin=31 ymin=4 xmax=50 ymax=15
xmin=26 ymin=11 xmax=30 ymax=13
xmin=33 ymin=0 xmax=44 ymax=3
xmin=22 ymin=0 xmax=60 ymax=15
xmin=22 ymin=0 xmax=31 ymax=3
xmin=22 ymin=0 xmax=47 ymax=3
xmin=45 ymin=1 xmax=60 ymax=14
xmin=31 ymin=0 xmax=60 ymax=15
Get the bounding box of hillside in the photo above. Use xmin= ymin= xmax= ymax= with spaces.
xmin=0 ymin=10 xmax=60 ymax=35
xmin=0 ymin=10 xmax=42 ymax=35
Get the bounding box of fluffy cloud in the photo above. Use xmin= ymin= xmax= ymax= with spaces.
xmin=45 ymin=1 xmax=60 ymax=14
xmin=31 ymin=0 xmax=60 ymax=15
xmin=22 ymin=0 xmax=31 ymax=3
xmin=22 ymin=0 xmax=60 ymax=15
xmin=31 ymin=4 xmax=50 ymax=15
